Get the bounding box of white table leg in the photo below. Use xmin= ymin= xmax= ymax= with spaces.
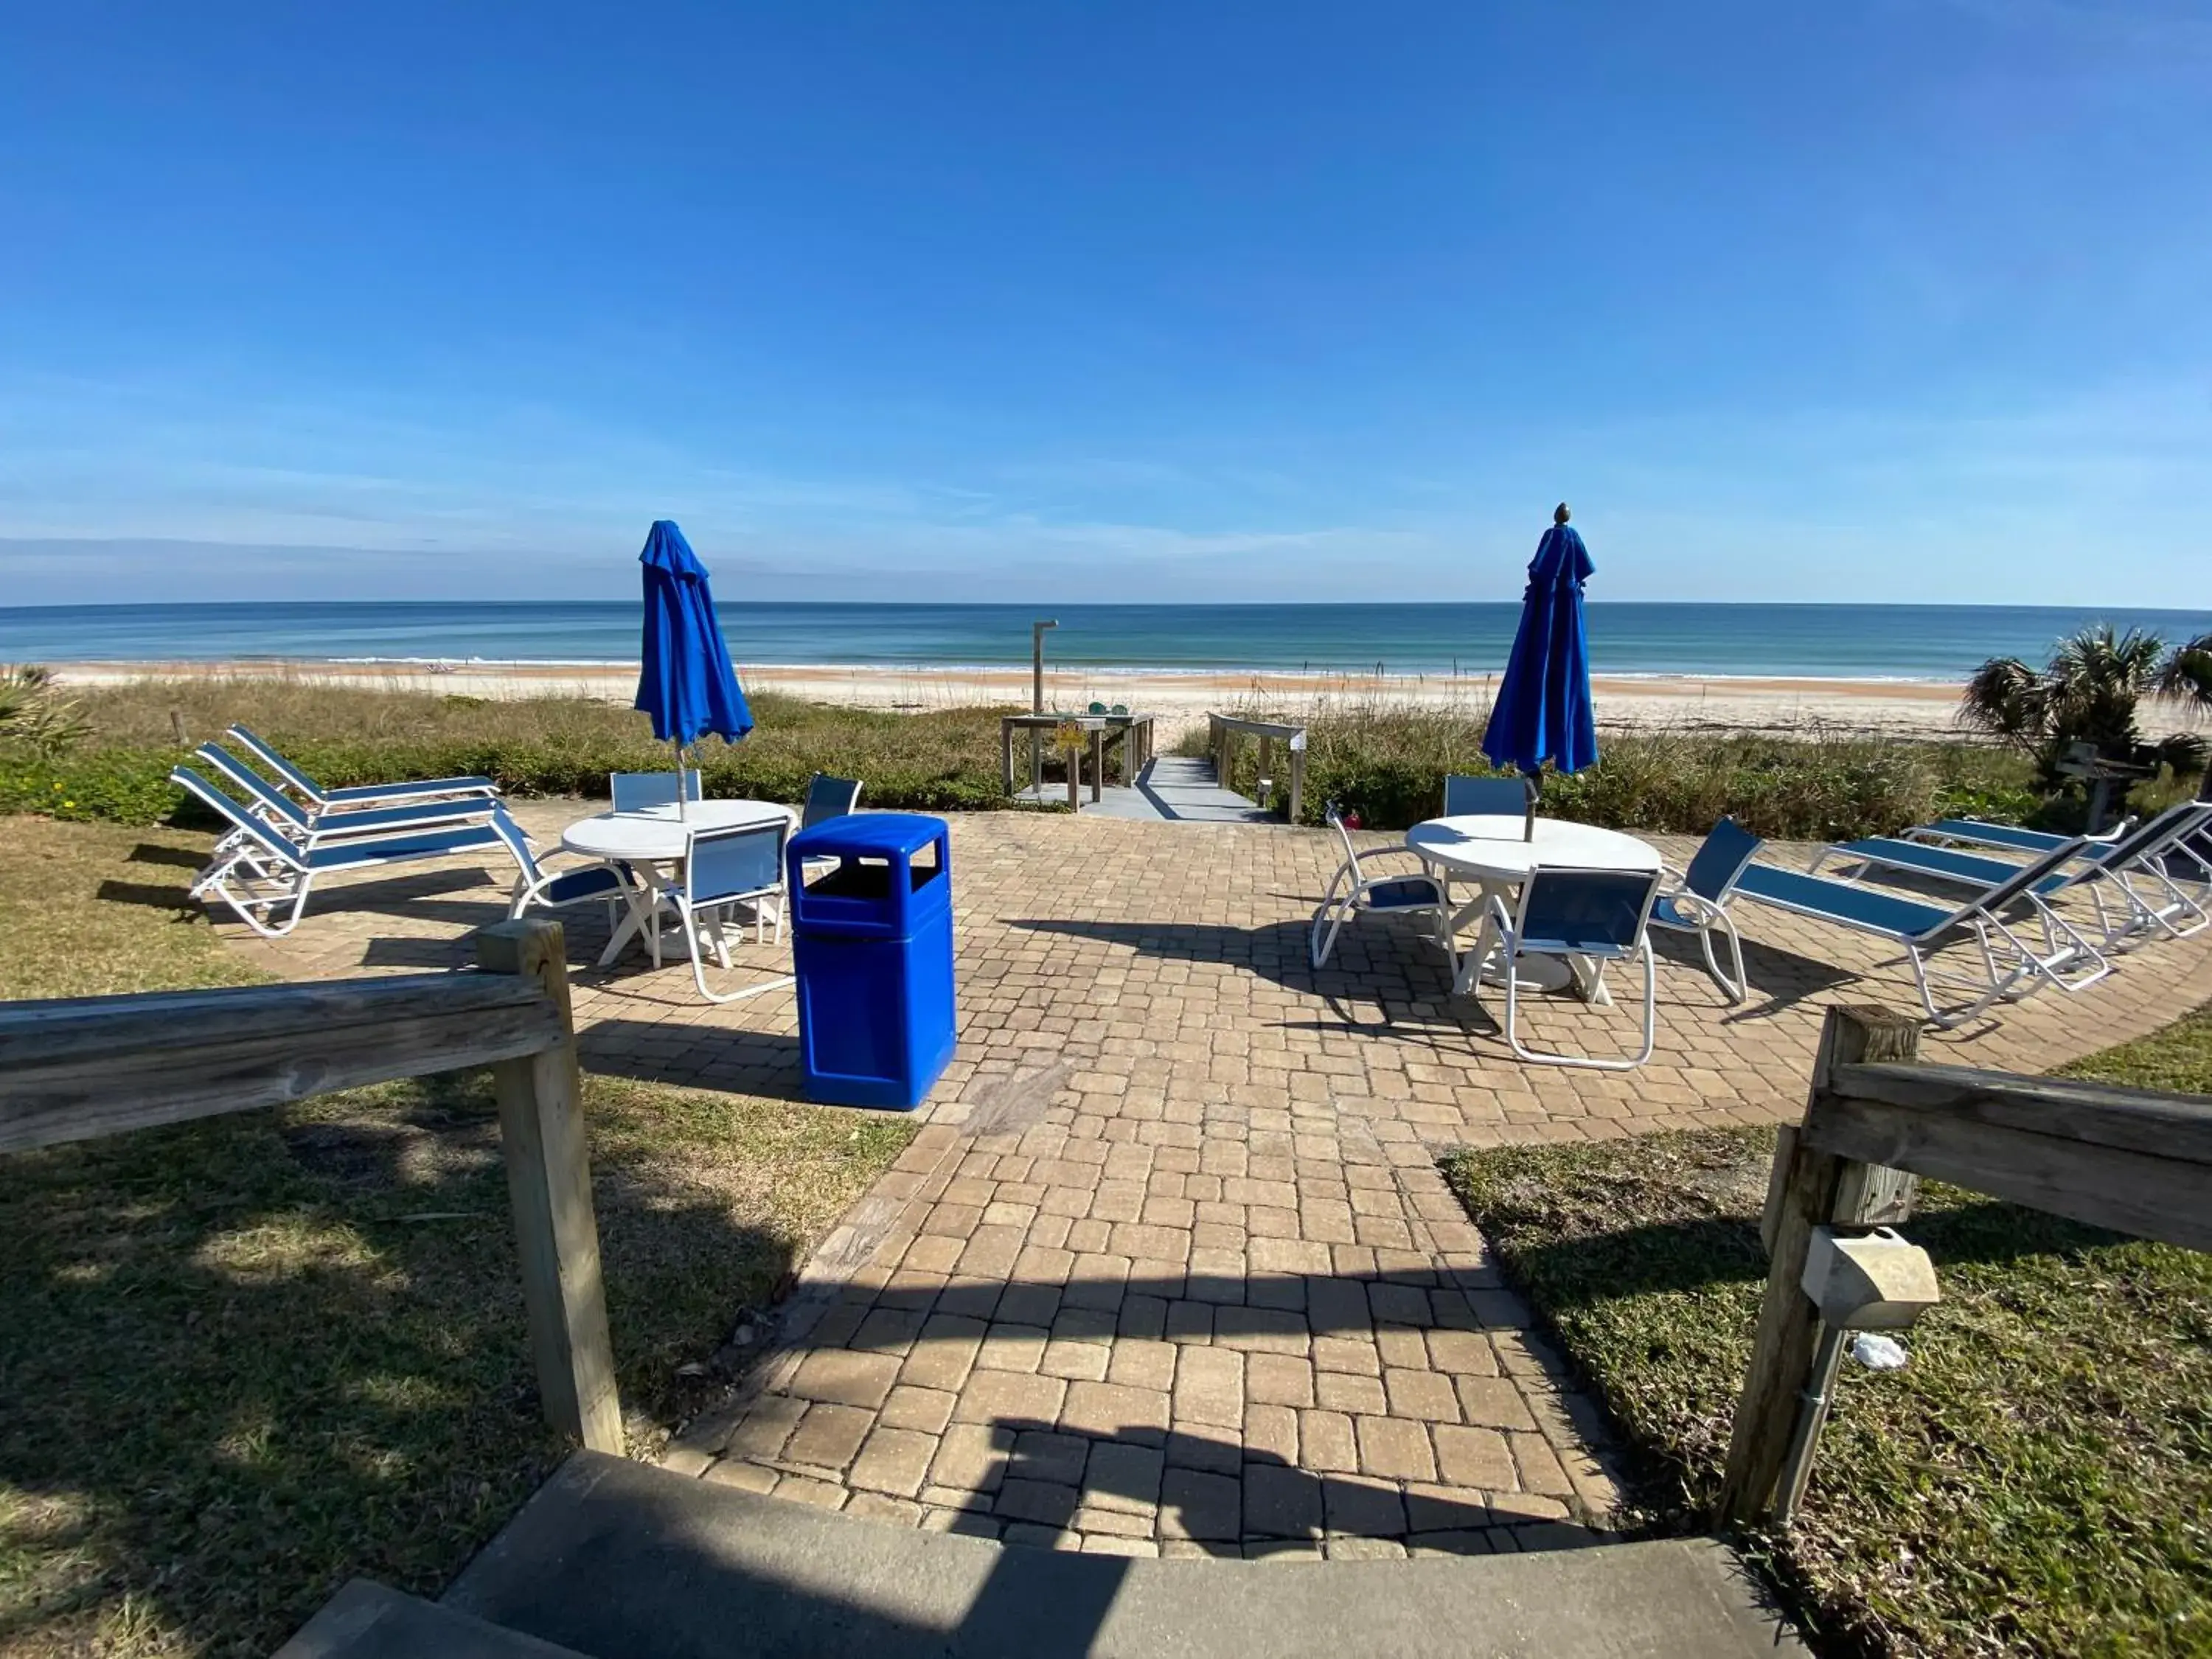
xmin=1571 ymin=956 xmax=1615 ymax=1006
xmin=597 ymin=862 xmax=675 ymax=969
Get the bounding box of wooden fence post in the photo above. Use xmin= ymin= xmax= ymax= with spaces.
xmin=1718 ymin=1004 xmax=1919 ymax=1526
xmin=475 ymin=919 xmax=623 ymax=1454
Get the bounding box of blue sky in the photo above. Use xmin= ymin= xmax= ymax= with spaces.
xmin=2 ymin=1 xmax=2208 ymax=605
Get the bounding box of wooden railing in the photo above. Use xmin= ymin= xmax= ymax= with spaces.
xmin=0 ymin=918 xmax=622 ymax=1453
xmin=1206 ymin=712 xmax=1307 ymax=824
xmin=1719 ymin=1004 xmax=2212 ymax=1525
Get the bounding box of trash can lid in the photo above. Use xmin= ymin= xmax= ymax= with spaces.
xmin=789 ymin=812 xmax=947 ymax=859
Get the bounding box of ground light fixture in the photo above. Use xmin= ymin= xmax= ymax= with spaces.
xmin=1775 ymin=1225 xmax=1942 ymax=1526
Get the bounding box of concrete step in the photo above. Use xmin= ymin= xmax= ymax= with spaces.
xmin=274 ymin=1578 xmax=593 ymax=1659
xmin=442 ymin=1451 xmax=1804 ymax=1659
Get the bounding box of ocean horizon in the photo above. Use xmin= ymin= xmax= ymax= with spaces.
xmin=4 ymin=600 xmax=2210 ymax=682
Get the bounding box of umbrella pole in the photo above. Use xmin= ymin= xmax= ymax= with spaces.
xmin=674 ymin=738 xmax=688 ymax=820
xmin=1523 ymin=768 xmax=1540 ymax=842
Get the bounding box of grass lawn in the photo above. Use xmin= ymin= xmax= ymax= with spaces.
xmin=1442 ymin=1006 xmax=2212 ymax=1659
xmin=0 ymin=816 xmax=916 ymax=1658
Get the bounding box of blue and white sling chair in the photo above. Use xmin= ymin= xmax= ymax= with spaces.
xmin=194 ymin=742 xmax=493 ymax=860
xmin=173 ymin=765 xmax=526 ymax=939
xmin=226 ymin=724 xmax=499 ymax=813
xmin=663 ymin=817 xmax=796 ymax=1004
xmin=1310 ymin=803 xmax=1454 ymax=973
xmin=1812 ymin=801 xmax=2212 ymax=952
xmin=1470 ymin=865 xmax=1668 ymax=1070
xmin=1645 ymin=816 xmax=1766 ymax=1004
xmin=1728 ymin=837 xmax=2104 ymax=1027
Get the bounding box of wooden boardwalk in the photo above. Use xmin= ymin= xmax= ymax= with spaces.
xmin=1012 ymin=755 xmax=1282 ymax=824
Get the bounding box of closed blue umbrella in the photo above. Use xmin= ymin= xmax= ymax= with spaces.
xmin=1481 ymin=504 xmax=1599 ymax=839
xmin=635 ymin=520 xmax=753 ymax=816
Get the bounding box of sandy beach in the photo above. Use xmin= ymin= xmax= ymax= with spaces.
xmin=50 ymin=658 xmax=1984 ymax=740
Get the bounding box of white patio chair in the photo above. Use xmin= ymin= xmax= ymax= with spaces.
xmin=611 ymin=770 xmax=703 ymax=812
xmin=1646 ymin=816 xmax=1764 ymax=1004
xmin=1441 ymin=774 xmax=1528 ymax=817
xmin=1470 ymin=866 xmax=1667 ymax=1070
xmin=1310 ymin=804 xmax=1455 ymax=973
xmin=495 ymin=811 xmax=636 ymax=928
xmin=667 ymin=818 xmax=796 ymax=1003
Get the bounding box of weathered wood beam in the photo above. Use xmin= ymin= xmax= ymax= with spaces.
xmin=476 ymin=920 xmax=623 ymax=1454
xmin=0 ymin=975 xmax=563 ymax=1153
xmin=1828 ymin=1060 xmax=2212 ymax=1165
xmin=1719 ymin=1004 xmax=1919 ymax=1527
xmin=1804 ymin=1093 xmax=2212 ymax=1254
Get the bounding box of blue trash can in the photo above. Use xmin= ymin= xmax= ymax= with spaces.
xmin=786 ymin=813 xmax=956 ymax=1109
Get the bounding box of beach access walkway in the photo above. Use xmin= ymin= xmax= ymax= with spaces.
xmin=1011 ymin=754 xmax=1282 ymax=824
xmin=218 ymin=801 xmax=2212 ymax=1564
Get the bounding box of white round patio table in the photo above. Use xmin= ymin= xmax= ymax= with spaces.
xmin=562 ymin=801 xmax=797 ymax=967
xmin=1404 ymin=814 xmax=1664 ymax=1001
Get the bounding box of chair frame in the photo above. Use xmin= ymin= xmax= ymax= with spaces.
xmin=668 ymin=818 xmax=796 ymax=1004
xmin=195 ymin=742 xmax=493 ymax=855
xmin=1469 ymin=865 xmax=1666 ymax=1071
xmin=1310 ymin=805 xmax=1455 ymax=973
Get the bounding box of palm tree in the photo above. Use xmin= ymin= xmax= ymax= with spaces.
xmin=2160 ymin=631 xmax=2212 ymax=712
xmin=0 ymin=664 xmax=87 ymax=757
xmin=1959 ymin=625 xmax=2209 ymax=790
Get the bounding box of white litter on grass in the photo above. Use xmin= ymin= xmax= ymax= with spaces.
xmin=1851 ymin=1332 xmax=1910 ymax=1371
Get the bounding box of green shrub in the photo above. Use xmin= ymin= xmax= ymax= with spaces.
xmin=1 ymin=681 xmax=1063 ymax=828
xmin=1187 ymin=700 xmax=2042 ymax=841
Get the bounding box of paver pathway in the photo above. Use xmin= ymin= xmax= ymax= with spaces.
xmin=221 ymin=802 xmax=2212 ymax=1558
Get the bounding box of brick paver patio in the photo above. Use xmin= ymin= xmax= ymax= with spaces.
xmin=223 ymin=801 xmax=2212 ymax=1559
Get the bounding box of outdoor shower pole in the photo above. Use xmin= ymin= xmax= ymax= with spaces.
xmin=1032 ymin=619 xmax=1058 ymax=795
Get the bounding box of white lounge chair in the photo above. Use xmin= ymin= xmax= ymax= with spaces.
xmin=195 ymin=742 xmax=492 ymax=850
xmin=1815 ymin=801 xmax=2212 ymax=951
xmin=1311 ymin=804 xmax=1454 ymax=973
xmin=226 ymin=725 xmax=499 ymax=811
xmin=1731 ymin=839 xmax=2105 ymax=1026
xmin=1902 ymin=815 xmax=2129 ymax=857
xmin=174 ymin=765 xmax=526 ymax=939
xmin=1470 ymin=866 xmax=1666 ymax=1070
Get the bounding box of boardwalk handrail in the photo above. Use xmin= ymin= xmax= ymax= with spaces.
xmin=0 ymin=919 xmax=622 ymax=1453
xmin=1206 ymin=711 xmax=1307 ymax=822
xmin=1718 ymin=1004 xmax=2212 ymax=1526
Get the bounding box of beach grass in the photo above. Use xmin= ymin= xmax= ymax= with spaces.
xmin=1187 ymin=696 xmax=2042 ymax=841
xmin=2 ymin=676 xmax=1067 ymax=826
xmin=0 ymin=815 xmax=914 ymax=1657
xmin=1439 ymin=1006 xmax=2212 ymax=1658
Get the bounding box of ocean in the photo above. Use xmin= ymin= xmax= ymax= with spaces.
xmin=2 ymin=601 xmax=2209 ymax=681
